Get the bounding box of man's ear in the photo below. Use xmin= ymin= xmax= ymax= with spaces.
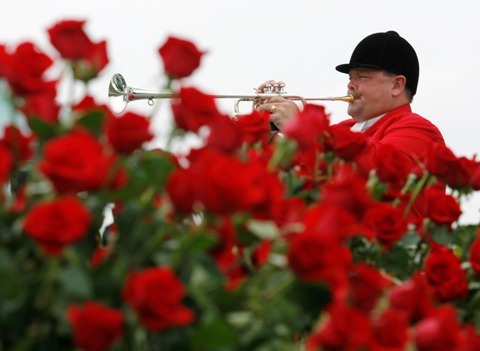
xmin=392 ymin=75 xmax=407 ymax=97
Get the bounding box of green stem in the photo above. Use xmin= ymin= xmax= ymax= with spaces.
xmin=34 ymin=257 xmax=60 ymax=311
xmin=403 ymin=172 xmax=431 ymax=217
xmin=263 ymin=272 xmax=295 ymax=302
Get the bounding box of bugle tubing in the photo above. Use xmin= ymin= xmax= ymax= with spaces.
xmin=108 ymin=73 xmax=354 ymax=114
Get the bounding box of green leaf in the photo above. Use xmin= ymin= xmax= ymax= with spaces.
xmin=191 ymin=317 xmax=238 ymax=351
xmin=75 ymin=110 xmax=105 ymax=137
xmin=138 ymin=149 xmax=176 ymax=189
xmin=27 ymin=116 xmax=58 ymax=139
xmin=246 ymin=220 xmax=280 ymax=240
xmin=432 ymin=226 xmax=454 ymax=245
xmin=398 ymin=230 xmax=422 ymax=247
xmin=58 ymin=266 xmax=93 ymax=299
xmin=0 ymin=248 xmax=26 ymax=313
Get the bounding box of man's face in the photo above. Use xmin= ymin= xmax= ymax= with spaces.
xmin=346 ymin=68 xmax=398 ymax=122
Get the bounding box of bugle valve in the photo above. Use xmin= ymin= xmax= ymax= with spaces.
xmin=108 ymin=73 xmax=355 ymax=115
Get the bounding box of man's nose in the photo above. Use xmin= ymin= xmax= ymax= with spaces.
xmin=347 ymin=79 xmax=356 ymax=91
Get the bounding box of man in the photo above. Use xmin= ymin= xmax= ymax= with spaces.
xmin=257 ymin=31 xmax=446 ymax=221
xmin=258 ymin=31 xmax=444 ymax=156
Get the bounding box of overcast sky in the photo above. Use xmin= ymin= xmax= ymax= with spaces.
xmin=2 ymin=0 xmax=480 ymax=223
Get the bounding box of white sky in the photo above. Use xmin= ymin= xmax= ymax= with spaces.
xmin=2 ymin=0 xmax=480 ymax=224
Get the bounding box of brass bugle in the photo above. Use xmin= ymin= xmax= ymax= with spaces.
xmin=108 ymin=73 xmax=354 ymax=114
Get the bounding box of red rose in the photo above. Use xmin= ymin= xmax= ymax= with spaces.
xmin=248 ymin=166 xmax=286 ymax=220
xmin=0 ymin=125 xmax=34 ymax=163
xmin=2 ymin=42 xmax=55 ymax=96
xmin=0 ymin=44 xmax=8 ymax=77
xmin=288 ymin=230 xmax=351 ymax=303
xmin=21 ymin=91 xmax=61 ymax=125
xmin=106 ymin=112 xmax=153 ymax=154
xmin=122 ymin=267 xmax=195 ymax=332
xmin=47 ymin=20 xmax=109 ymax=80
xmin=206 ymin=115 xmax=243 ymax=154
xmin=171 ymin=86 xmax=222 ymax=132
xmin=469 ymin=231 xmax=480 ymax=275
xmin=301 ymin=203 xmax=365 ymax=241
xmin=470 ymin=161 xmax=480 ymax=190
xmin=348 ymin=263 xmax=390 ymax=313
xmin=374 ymin=143 xmax=415 ymax=189
xmin=84 ymin=40 xmax=109 ymax=73
xmin=423 ymin=186 xmax=462 ymax=226
xmin=425 ymin=142 xmax=464 ymax=186
xmin=283 ymin=104 xmax=330 ymax=150
xmin=425 ymin=142 xmax=477 ymax=189
xmin=39 ymin=129 xmax=127 ymax=193
xmin=457 ymin=324 xmax=480 ymax=351
xmin=424 ymin=243 xmax=468 ymax=302
xmin=326 ymin=123 xmax=367 ymax=160
xmin=387 ymin=272 xmax=435 ymax=324
xmin=166 ymin=148 xmax=269 ymax=215
xmin=22 ymin=195 xmax=92 ymax=256
xmin=209 ymin=217 xmax=248 ymax=290
xmin=321 ymin=164 xmax=373 ymax=220
xmin=235 ymin=110 xmax=271 ymax=145
xmin=362 ymin=202 xmax=408 ymax=249
xmin=271 ymin=196 xmax=307 ymax=229
xmin=165 ymin=166 xmax=198 ymax=213
xmin=67 ymin=301 xmax=124 ymax=351
xmin=90 ymin=246 xmax=110 ymax=269
xmin=48 ymin=20 xmax=93 ymax=59
xmin=370 ymin=308 xmax=409 ymax=350
xmin=0 ymin=145 xmax=12 ymax=184
xmin=447 ymin=156 xmax=477 ymax=189
xmin=306 ymin=304 xmax=371 ymax=351
xmin=158 ymin=36 xmax=204 ymax=79
xmin=414 ymin=305 xmax=461 ymax=351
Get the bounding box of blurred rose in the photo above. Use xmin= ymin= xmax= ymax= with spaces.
xmin=47 ymin=19 xmax=109 ymax=81
xmin=206 ymin=115 xmax=243 ymax=154
xmin=171 ymin=86 xmax=222 ymax=132
xmin=23 ymin=195 xmax=92 ymax=256
xmin=414 ymin=305 xmax=461 ymax=351
xmin=0 ymin=125 xmax=34 ymax=163
xmin=283 ymin=104 xmax=330 ymax=150
xmin=235 ymin=110 xmax=271 ymax=145
xmin=67 ymin=301 xmax=124 ymax=351
xmin=424 ymin=243 xmax=468 ymax=302
xmin=321 ymin=164 xmax=373 ymax=220
xmin=288 ymin=230 xmax=351 ymax=303
xmin=326 ymin=123 xmax=367 ymax=161
xmin=166 ymin=148 xmax=269 ymax=215
xmin=370 ymin=308 xmax=409 ymax=351
xmin=158 ymin=36 xmax=204 ymax=79
xmin=2 ymin=42 xmax=56 ymax=97
xmin=348 ymin=263 xmax=390 ymax=313
xmin=106 ymin=112 xmax=153 ymax=154
xmin=39 ymin=129 xmax=127 ymax=193
xmin=0 ymin=145 xmax=13 ymax=184
xmin=388 ymin=272 xmax=435 ymax=324
xmin=306 ymin=304 xmax=371 ymax=351
xmin=374 ymin=143 xmax=415 ymax=189
xmin=21 ymin=90 xmax=60 ymax=124
xmin=362 ymin=201 xmax=408 ymax=249
xmin=48 ymin=20 xmax=93 ymax=59
xmin=122 ymin=267 xmax=195 ymax=332
xmin=469 ymin=230 xmax=480 ymax=275
xmin=423 ymin=186 xmax=462 ymax=226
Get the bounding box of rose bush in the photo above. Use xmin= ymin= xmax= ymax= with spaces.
xmin=2 ymin=18 xmax=480 ymax=351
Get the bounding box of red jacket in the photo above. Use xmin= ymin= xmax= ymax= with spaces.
xmin=337 ymin=104 xmax=446 ymax=223
xmin=337 ymin=104 xmax=445 ymax=161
